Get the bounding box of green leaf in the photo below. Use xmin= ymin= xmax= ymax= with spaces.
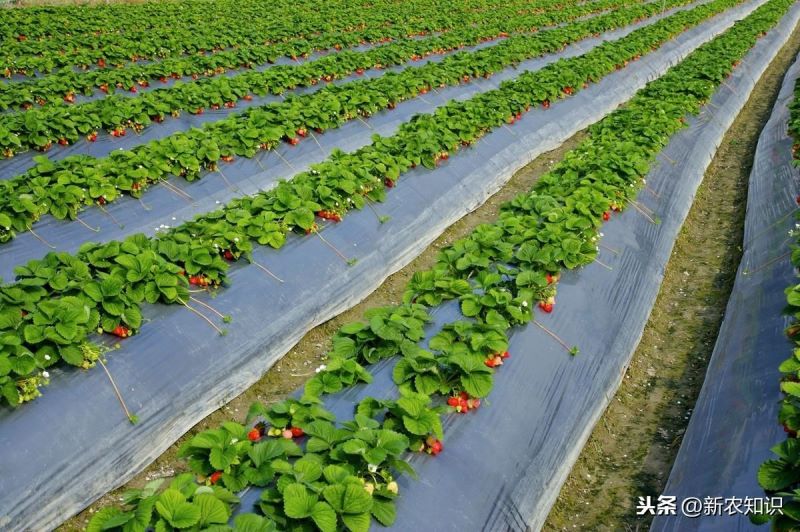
xmin=283 ymin=483 xmax=317 ymax=519
xmin=341 ymin=512 xmax=371 ymax=532
xmin=783 ymin=381 xmax=800 ymax=398
xmin=371 ymin=499 xmax=396 ymax=526
xmin=311 ymin=501 xmax=338 ymax=532
xmin=155 ymin=489 xmax=201 ymax=529
xmin=323 ymin=484 xmax=373 ymax=514
xmin=758 ymin=459 xmax=800 ymax=491
xmin=59 ymin=345 xmax=85 ymax=366
xmin=461 ymin=371 xmax=493 ymax=398
xmin=209 ymin=444 xmax=237 ymax=470
xmin=195 ymin=493 xmax=230 ymax=526
xmin=86 ymin=507 xmax=129 ymax=532
xmin=233 ymin=514 xmax=277 ymax=532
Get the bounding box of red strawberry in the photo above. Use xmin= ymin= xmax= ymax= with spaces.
xmin=243 ymin=94 xmax=253 ymax=101
xmin=288 ymin=137 xmax=300 ymax=145
xmin=602 ymin=211 xmax=610 ymax=221
xmin=546 ymin=273 xmax=555 ymax=284
xmin=159 ymin=76 xmax=168 ymax=83
xmin=97 ymin=196 xmax=107 ymax=205
xmin=111 ymin=324 xmax=129 ymax=338
xmin=99 ymin=83 xmax=109 ymax=94
xmin=501 ymin=351 xmax=510 ymax=359
xmin=58 ymin=138 xmax=69 ymax=146
xmin=224 ymin=101 xmax=236 ymax=108
xmin=796 ymin=195 xmax=800 ymax=206
xmin=484 ymin=358 xmax=496 ymax=368
xmin=220 ymin=155 xmax=234 ymax=163
xmin=539 ymin=301 xmax=553 ymax=313
xmin=290 ymin=427 xmax=304 ymax=438
xmin=542 ymin=100 xmax=551 ymax=109
xmin=356 ymin=68 xmax=365 ymax=75
xmin=384 ymin=178 xmax=395 ymax=188
xmin=129 ymin=86 xmax=137 ymax=93
xmin=209 ymin=471 xmax=223 ymax=485
xmin=430 ymin=439 xmax=443 ymax=455
xmin=247 ymin=428 xmax=261 ymax=442
xmin=195 ymin=107 xmax=204 ymax=115
xmin=447 ymin=397 xmax=460 ymax=407
xmin=223 ymin=250 xmax=235 ymax=261
xmin=87 ymin=132 xmax=98 ymax=142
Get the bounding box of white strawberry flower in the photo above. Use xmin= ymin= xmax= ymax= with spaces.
xmin=368 ymin=464 xmax=378 ymax=473
xmin=42 ymin=371 xmax=50 ymax=379
xmin=44 ymin=354 xmax=51 ymax=361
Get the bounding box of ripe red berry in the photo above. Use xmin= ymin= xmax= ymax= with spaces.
xmin=539 ymin=301 xmax=553 ymax=313
xmin=602 ymin=211 xmax=611 ymax=221
xmin=290 ymin=427 xmax=304 ymax=438
xmin=247 ymin=428 xmax=261 ymax=442
xmin=447 ymin=397 xmax=460 ymax=407
xmin=430 ymin=440 xmax=443 ymax=455
xmin=209 ymin=471 xmax=223 ymax=484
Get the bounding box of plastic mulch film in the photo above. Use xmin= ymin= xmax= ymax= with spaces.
xmin=0 ymin=0 xmax=777 ymax=528
xmin=0 ymin=0 xmax=718 ymax=282
xmin=650 ymin=49 xmax=800 ymax=532
xmin=232 ymin=5 xmax=800 ymax=530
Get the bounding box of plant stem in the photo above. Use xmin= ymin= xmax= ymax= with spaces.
xmin=177 ymin=298 xmax=225 ymax=335
xmin=75 ymin=216 xmax=100 ymax=232
xmin=26 ymin=224 xmax=55 ymax=248
xmin=313 ymin=228 xmax=354 ymax=264
xmin=189 ymin=296 xmax=226 ymax=319
xmin=98 ymin=204 xmax=124 ymax=229
xmin=533 ymin=319 xmax=575 ymax=354
xmin=251 ymin=260 xmax=284 ymax=283
xmin=216 ymin=168 xmax=238 ymax=191
xmin=98 ymin=358 xmax=137 ymax=424
xmin=627 ymin=200 xmax=659 ymax=224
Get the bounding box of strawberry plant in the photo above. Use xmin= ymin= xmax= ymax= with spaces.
xmin=0 ymin=0 xmax=723 ymax=241
xmin=88 ymin=1 xmax=793 ymax=529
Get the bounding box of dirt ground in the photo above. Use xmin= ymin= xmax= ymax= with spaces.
xmin=59 ymin=129 xmax=588 ymax=530
xmin=543 ymin=23 xmax=800 ymax=532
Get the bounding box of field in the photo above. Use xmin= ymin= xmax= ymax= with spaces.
xmin=1 ymin=0 xmax=799 ymax=530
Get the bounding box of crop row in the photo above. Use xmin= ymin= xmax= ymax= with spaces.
xmin=0 ymin=0 xmax=747 ymax=408
xmin=0 ymin=0 xmax=713 ymax=247
xmin=0 ymin=0 xmax=648 ymax=156
xmin=0 ymin=0 xmax=560 ymax=77
xmin=0 ymin=0 xmax=593 ymax=112
xmin=76 ymin=0 xmax=794 ymax=529
xmin=754 ymin=72 xmax=800 ymax=527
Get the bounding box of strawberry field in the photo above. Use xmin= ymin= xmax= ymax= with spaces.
xmin=1 ymin=0 xmax=799 ymax=530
